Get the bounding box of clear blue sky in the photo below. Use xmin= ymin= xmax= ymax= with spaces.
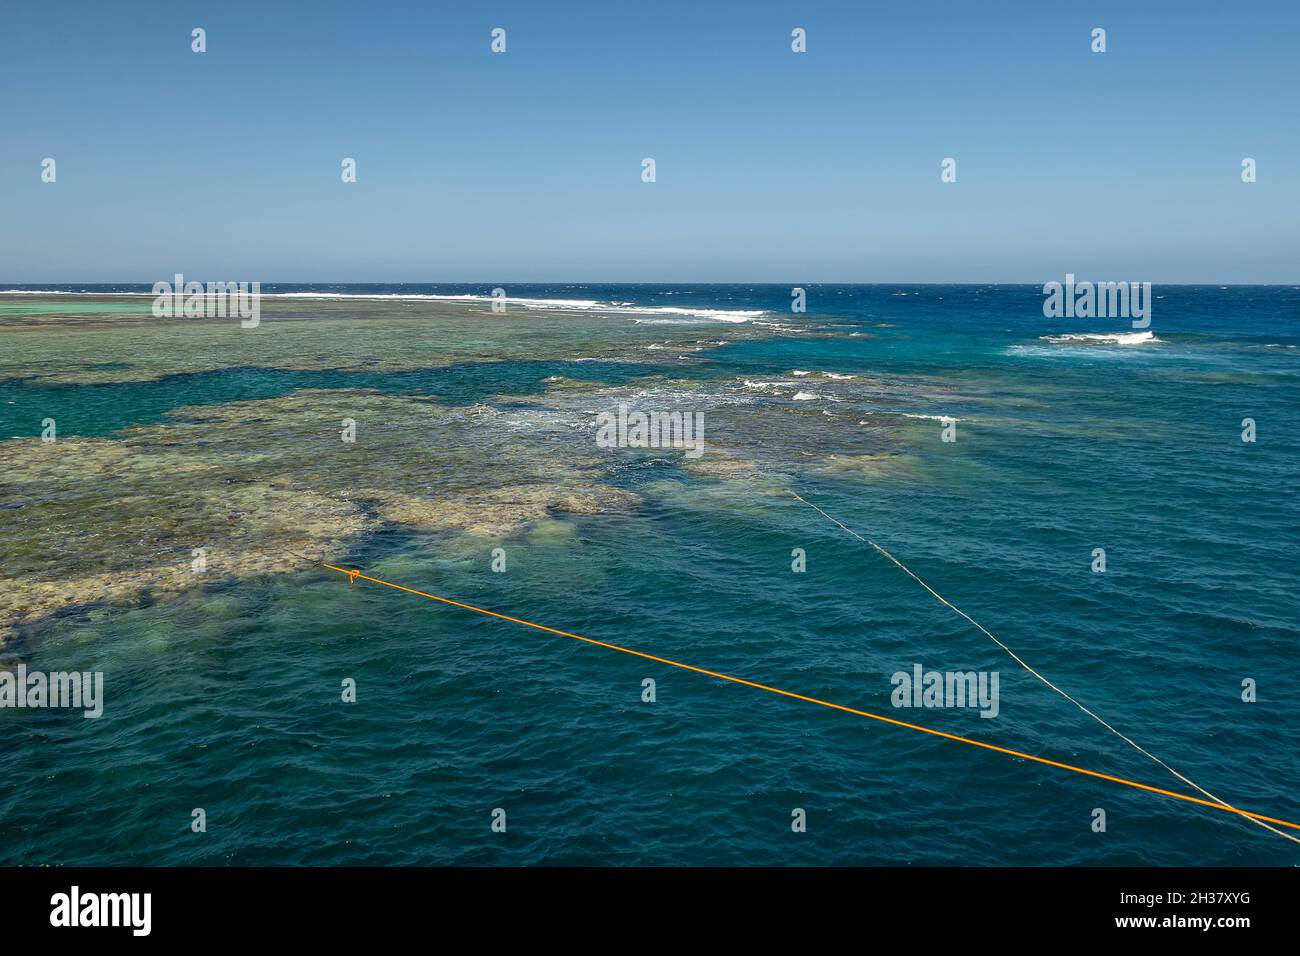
xmin=2 ymin=0 xmax=1296 ymax=282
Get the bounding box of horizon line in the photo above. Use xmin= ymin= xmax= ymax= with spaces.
xmin=3 ymin=281 xmax=1299 ymax=288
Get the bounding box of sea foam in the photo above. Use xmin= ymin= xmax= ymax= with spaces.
xmin=1040 ymin=331 xmax=1158 ymax=345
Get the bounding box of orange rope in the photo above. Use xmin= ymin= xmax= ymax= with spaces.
xmin=320 ymin=562 xmax=1300 ymax=834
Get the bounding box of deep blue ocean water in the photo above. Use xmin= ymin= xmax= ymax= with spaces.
xmin=1 ymin=284 xmax=1297 ymax=865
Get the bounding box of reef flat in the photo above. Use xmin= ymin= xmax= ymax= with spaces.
xmin=1 ymin=292 xmax=906 ymax=641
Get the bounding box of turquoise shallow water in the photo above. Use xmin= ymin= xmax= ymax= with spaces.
xmin=1 ymin=285 xmax=1297 ymax=865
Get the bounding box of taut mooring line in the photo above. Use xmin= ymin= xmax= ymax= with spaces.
xmin=788 ymin=490 xmax=1300 ymax=846
xmin=315 ymin=560 xmax=1300 ymax=838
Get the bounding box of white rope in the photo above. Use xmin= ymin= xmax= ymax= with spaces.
xmin=790 ymin=490 xmax=1300 ymax=846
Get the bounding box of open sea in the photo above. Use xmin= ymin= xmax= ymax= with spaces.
xmin=1 ymin=283 xmax=1297 ymax=865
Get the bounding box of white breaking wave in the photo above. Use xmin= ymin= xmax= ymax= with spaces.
xmin=262 ymin=293 xmax=768 ymax=321
xmin=791 ymin=370 xmax=855 ymax=379
xmin=1041 ymin=331 xmax=1159 ymax=345
xmin=0 ymin=289 xmax=766 ymax=322
xmin=629 ymin=307 xmax=764 ymax=322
